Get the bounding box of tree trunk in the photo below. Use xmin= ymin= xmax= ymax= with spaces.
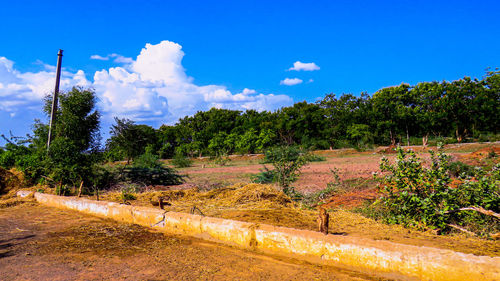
xmin=456 ymin=129 xmax=463 ymax=143
xmin=406 ymin=125 xmax=410 ymax=146
xmin=389 ymin=129 xmax=396 ymax=146
xmin=422 ymin=134 xmax=429 ymax=146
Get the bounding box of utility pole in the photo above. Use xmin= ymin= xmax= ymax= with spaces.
xmin=47 ymin=49 xmax=63 ymax=151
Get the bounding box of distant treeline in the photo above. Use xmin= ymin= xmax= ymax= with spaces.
xmin=106 ymin=70 xmax=500 ymax=160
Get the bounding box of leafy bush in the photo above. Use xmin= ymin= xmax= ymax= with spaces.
xmin=373 ymin=146 xmax=499 ymax=235
xmin=212 ymin=152 xmax=231 ymax=166
xmin=171 ymin=152 xmax=193 ymax=168
xmin=304 ymin=153 xmax=326 ymax=162
xmin=121 ymin=148 xmax=185 ymax=186
xmin=262 ymin=146 xmax=311 ymax=196
xmin=251 ymin=166 xmax=275 ymax=184
xmin=120 ymin=185 xmax=137 ymax=201
xmin=447 ymin=161 xmax=476 ymax=178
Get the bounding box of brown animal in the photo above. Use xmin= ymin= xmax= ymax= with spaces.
xmin=317 ymin=207 xmax=329 ymax=235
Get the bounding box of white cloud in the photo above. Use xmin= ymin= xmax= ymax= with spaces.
xmin=288 ymin=61 xmax=320 ymax=71
xmin=0 ymin=56 xmax=90 ymax=112
xmin=90 ymin=54 xmax=109 ymax=61
xmin=280 ymin=78 xmax=303 ymax=86
xmin=0 ymin=40 xmax=293 ymax=129
xmin=90 ymin=53 xmax=134 ymax=64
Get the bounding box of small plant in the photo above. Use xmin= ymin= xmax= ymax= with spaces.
xmin=120 ymin=185 xmax=137 ymax=201
xmin=251 ymin=166 xmax=275 ymax=184
xmin=305 ymin=153 xmax=326 ymax=162
xmin=55 ymin=184 xmax=71 ymax=196
xmin=171 ymin=152 xmax=193 ymax=168
xmin=212 ymin=152 xmax=231 ymax=166
xmin=301 ymin=168 xmax=342 ymax=208
xmin=487 ymin=150 xmax=498 ymax=159
xmin=263 ymin=146 xmax=311 ymax=196
xmin=447 ymin=161 xmax=476 ymax=178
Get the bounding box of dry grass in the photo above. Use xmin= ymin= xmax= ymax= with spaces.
xmin=96 ymin=183 xmax=500 ymax=257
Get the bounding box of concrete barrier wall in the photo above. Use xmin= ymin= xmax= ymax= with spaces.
xmin=22 ymin=191 xmax=500 ymax=281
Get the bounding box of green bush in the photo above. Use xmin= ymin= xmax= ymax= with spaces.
xmin=447 ymin=161 xmax=477 ymax=178
xmin=262 ymin=146 xmax=311 ymax=196
xmin=171 ymin=152 xmax=193 ymax=168
xmin=120 ymin=185 xmax=137 ymax=201
xmin=121 ymin=148 xmax=185 ymax=186
xmin=251 ymin=166 xmax=275 ymax=184
xmin=373 ymin=146 xmax=500 ymax=235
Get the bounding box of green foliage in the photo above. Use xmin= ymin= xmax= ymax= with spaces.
xmin=212 ymin=152 xmax=231 ymax=166
xmin=251 ymin=166 xmax=275 ymax=184
xmin=133 ymin=145 xmax=161 ymax=169
xmin=107 ymin=118 xmax=157 ymax=163
xmin=346 ymin=124 xmax=373 ymax=149
xmin=374 ymin=146 xmax=500 ymax=235
xmin=120 ymin=185 xmax=137 ymax=201
xmin=304 ymin=153 xmax=326 ymax=162
xmin=447 ymin=161 xmax=476 ymax=178
xmin=263 ymin=146 xmax=311 ymax=195
xmin=170 ymin=152 xmax=193 ymax=168
xmin=55 ymin=184 xmax=71 ymax=196
xmin=120 ymin=148 xmax=185 ymax=186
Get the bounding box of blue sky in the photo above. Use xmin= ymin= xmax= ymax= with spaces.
xmin=1 ymin=0 xmax=499 ymax=142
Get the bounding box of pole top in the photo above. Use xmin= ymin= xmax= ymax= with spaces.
xmin=58 ymin=49 xmax=64 ymax=56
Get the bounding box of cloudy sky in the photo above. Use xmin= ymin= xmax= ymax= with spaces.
xmin=1 ymin=0 xmax=499 ymax=140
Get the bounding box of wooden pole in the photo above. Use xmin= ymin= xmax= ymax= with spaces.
xmin=47 ymin=49 xmax=64 ymax=151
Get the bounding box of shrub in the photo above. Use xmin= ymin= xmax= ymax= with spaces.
xmin=447 ymin=161 xmax=476 ymax=178
xmin=304 ymin=153 xmax=326 ymax=162
xmin=374 ymin=146 xmax=499 ymax=235
xmin=171 ymin=152 xmax=193 ymax=168
xmin=212 ymin=152 xmax=231 ymax=166
xmin=262 ymin=146 xmax=311 ymax=196
xmin=251 ymin=166 xmax=275 ymax=184
xmin=120 ymin=185 xmax=137 ymax=201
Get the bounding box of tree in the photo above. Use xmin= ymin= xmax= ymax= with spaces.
xmin=28 ymin=87 xmax=102 ymax=186
xmin=107 ymin=118 xmax=156 ymax=163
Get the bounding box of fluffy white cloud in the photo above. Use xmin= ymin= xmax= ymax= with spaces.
xmin=280 ymin=78 xmax=303 ymax=86
xmin=0 ymin=56 xmax=90 ymax=112
xmin=0 ymin=40 xmax=293 ymax=129
xmin=288 ymin=61 xmax=320 ymax=71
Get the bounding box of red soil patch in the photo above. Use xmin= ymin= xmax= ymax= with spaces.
xmin=322 ymin=188 xmax=379 ymax=209
xmin=457 ymin=145 xmax=500 ymax=165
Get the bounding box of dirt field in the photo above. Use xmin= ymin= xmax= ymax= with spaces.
xmin=0 ymin=204 xmax=385 ymax=281
xmin=175 ymin=142 xmax=499 ymax=194
xmin=1 ymin=142 xmax=498 ymax=280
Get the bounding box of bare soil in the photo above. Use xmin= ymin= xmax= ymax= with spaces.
xmin=176 ymin=143 xmax=500 ymax=193
xmin=0 ymin=204 xmax=385 ymax=281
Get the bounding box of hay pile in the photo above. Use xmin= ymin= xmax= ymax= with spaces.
xmin=103 ymin=183 xmax=294 ymax=212
xmin=0 ymin=167 xmax=35 ymax=208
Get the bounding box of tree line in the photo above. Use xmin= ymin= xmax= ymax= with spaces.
xmin=107 ymin=70 xmax=500 ymax=161
xmin=1 ymin=70 xmax=499 ymax=187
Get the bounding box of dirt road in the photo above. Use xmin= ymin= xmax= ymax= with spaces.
xmin=0 ymin=204 xmax=385 ymax=281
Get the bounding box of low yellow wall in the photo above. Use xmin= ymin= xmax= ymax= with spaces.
xmin=23 ymin=191 xmax=500 ymax=281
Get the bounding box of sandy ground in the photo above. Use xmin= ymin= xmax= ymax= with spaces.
xmin=0 ymin=204 xmax=386 ymax=281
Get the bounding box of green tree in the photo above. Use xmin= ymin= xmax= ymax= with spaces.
xmin=27 ymin=87 xmax=102 ymax=186
xmin=107 ymin=118 xmax=156 ymax=163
